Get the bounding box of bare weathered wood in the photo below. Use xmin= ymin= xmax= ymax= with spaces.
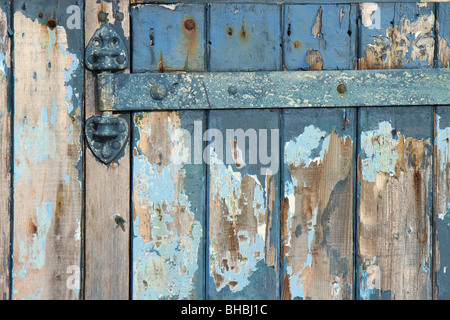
xmin=84 ymin=0 xmax=131 ymax=300
xmin=131 ymin=4 xmax=206 ymax=300
xmin=12 ymin=0 xmax=84 ymax=300
xmin=0 ymin=0 xmax=11 ymax=300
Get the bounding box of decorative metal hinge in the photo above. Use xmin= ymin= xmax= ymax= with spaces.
xmin=85 ymin=24 xmax=129 ymax=164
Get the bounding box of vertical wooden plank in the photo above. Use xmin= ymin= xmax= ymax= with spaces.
xmin=281 ymin=4 xmax=356 ymax=300
xmin=357 ymin=3 xmax=435 ymax=300
xmin=84 ymin=0 xmax=131 ymax=300
xmin=284 ymin=4 xmax=357 ymax=70
xmin=207 ymin=4 xmax=281 ymax=300
xmin=357 ymin=107 xmax=433 ymax=300
xmin=359 ymin=3 xmax=435 ymax=69
xmin=281 ymin=110 xmax=356 ymax=300
xmin=0 ymin=0 xmax=11 ymax=300
xmin=435 ymin=106 xmax=450 ymax=300
xmin=435 ymin=2 xmax=450 ymax=300
xmin=131 ymin=4 xmax=206 ymax=300
xmin=12 ymin=0 xmax=84 ymax=299
xmin=437 ymin=3 xmax=450 ymax=68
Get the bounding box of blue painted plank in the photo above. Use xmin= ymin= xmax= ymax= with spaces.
xmin=437 ymin=3 xmax=450 ymax=68
xmin=207 ymin=3 xmax=281 ymax=300
xmin=435 ymin=106 xmax=450 ymax=300
xmin=131 ymin=4 xmax=206 ymax=300
xmin=209 ymin=3 xmax=282 ymax=71
xmin=435 ymin=4 xmax=450 ymax=300
xmin=281 ymin=5 xmax=356 ymax=299
xmin=359 ymin=3 xmax=435 ymax=69
xmin=207 ymin=109 xmax=280 ymax=299
xmin=284 ymin=4 xmax=357 ymax=70
xmin=131 ymin=4 xmax=206 ymax=72
xmin=357 ymin=3 xmax=436 ymax=301
xmin=357 ymin=107 xmax=434 ymax=300
xmin=281 ymin=108 xmax=356 ymax=300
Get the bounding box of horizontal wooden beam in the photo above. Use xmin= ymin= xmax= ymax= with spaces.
xmin=98 ymin=68 xmax=450 ymax=111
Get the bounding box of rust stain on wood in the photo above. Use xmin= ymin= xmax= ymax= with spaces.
xmin=181 ymin=16 xmax=199 ymax=69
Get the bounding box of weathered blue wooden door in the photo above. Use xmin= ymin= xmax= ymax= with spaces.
xmin=1 ymin=0 xmax=449 ymax=301
xmin=127 ymin=2 xmax=449 ymax=300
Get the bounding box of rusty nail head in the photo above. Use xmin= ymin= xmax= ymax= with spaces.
xmin=184 ymin=19 xmax=196 ymax=31
xmin=337 ymin=83 xmax=346 ymax=94
xmin=98 ymin=12 xmax=107 ymax=22
xmin=115 ymin=12 xmax=124 ymax=21
xmin=38 ymin=12 xmax=44 ymax=18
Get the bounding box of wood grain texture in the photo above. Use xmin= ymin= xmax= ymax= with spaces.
xmin=131 ymin=4 xmax=206 ymax=300
xmin=284 ymin=4 xmax=357 ymax=70
xmin=12 ymin=0 xmax=84 ymax=300
xmin=359 ymin=3 xmax=435 ymax=69
xmin=281 ymin=109 xmax=355 ymax=300
xmin=435 ymin=107 xmax=450 ymax=299
xmin=84 ymin=0 xmax=131 ymax=300
xmin=0 ymin=0 xmax=10 ymax=300
xmin=207 ymin=4 xmax=281 ymax=299
xmin=357 ymin=107 xmax=433 ymax=300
